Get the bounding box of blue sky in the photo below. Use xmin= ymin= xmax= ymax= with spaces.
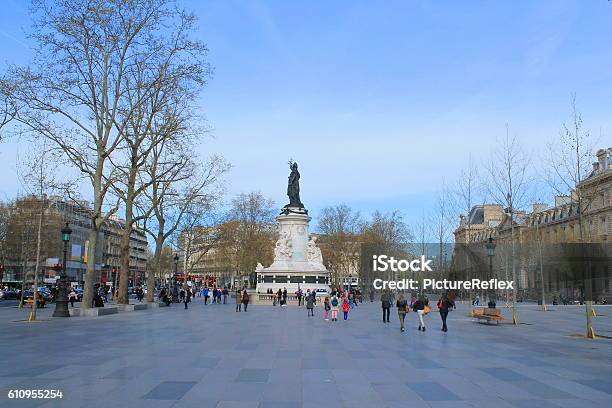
xmin=1 ymin=0 xmax=611 ymax=236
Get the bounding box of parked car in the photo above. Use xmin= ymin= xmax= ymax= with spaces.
xmin=0 ymin=289 xmax=20 ymax=300
xmin=23 ymin=288 xmax=53 ymax=302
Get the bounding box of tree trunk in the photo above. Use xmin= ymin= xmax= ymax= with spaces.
xmin=82 ymin=228 xmax=98 ymax=309
xmin=118 ymin=183 xmax=136 ymax=305
xmin=147 ymin=235 xmax=163 ymax=303
xmin=29 ymin=201 xmax=44 ymax=321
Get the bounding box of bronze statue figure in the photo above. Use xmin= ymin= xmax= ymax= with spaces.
xmin=285 ymin=161 xmax=304 ymax=209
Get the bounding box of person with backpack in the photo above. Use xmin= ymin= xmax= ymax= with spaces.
xmin=437 ymin=293 xmax=453 ymax=332
xmin=380 ymin=290 xmax=391 ymax=323
xmin=330 ymin=294 xmax=340 ymax=321
xmin=342 ymin=296 xmax=351 ymax=320
xmin=323 ymin=296 xmax=331 ymax=321
xmin=396 ymin=293 xmax=409 ymax=332
xmin=306 ymin=291 xmax=315 ymax=317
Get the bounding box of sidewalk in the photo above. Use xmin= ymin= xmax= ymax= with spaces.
xmin=0 ymin=301 xmax=611 ymax=408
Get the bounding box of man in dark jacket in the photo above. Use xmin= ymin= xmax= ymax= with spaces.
xmin=380 ymin=290 xmax=391 ymax=323
xmin=242 ymin=290 xmax=250 ymax=312
xmin=437 ymin=294 xmax=453 ymax=332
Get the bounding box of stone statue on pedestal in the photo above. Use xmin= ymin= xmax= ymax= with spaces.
xmin=285 ymin=161 xmax=304 ymax=209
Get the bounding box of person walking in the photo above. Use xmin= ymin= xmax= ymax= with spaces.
xmin=282 ymin=288 xmax=288 ymax=306
xmin=396 ymin=293 xmax=409 ymax=332
xmin=323 ymin=296 xmax=331 ymax=321
xmin=342 ymin=296 xmax=350 ymax=320
xmin=241 ymin=290 xmax=250 ymax=312
xmin=413 ymin=296 xmax=429 ymax=331
xmin=437 ymin=294 xmax=453 ymax=332
xmin=160 ymin=288 xmax=171 ymax=306
xmin=296 ymin=289 xmax=303 ymax=306
xmin=277 ymin=289 xmax=283 ymax=306
xmin=235 ymin=288 xmax=242 ymax=312
xmin=306 ymin=291 xmax=315 ymax=317
xmin=184 ymin=288 xmax=191 ymax=310
xmin=381 ymin=290 xmax=391 ymax=323
xmin=330 ymin=294 xmax=340 ymax=321
xmin=351 ymin=291 xmax=358 ymax=307
xmin=223 ymin=287 xmax=228 ymax=304
xmin=68 ymin=288 xmax=77 ymax=308
xmin=203 ymin=287 xmax=210 ymax=305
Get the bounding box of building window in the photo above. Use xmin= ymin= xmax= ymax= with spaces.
xmin=274 ymin=275 xmax=289 ymax=284
xmin=305 ymin=276 xmax=316 ymax=283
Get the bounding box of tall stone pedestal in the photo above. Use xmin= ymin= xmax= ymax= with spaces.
xmin=255 ymin=207 xmax=330 ymax=295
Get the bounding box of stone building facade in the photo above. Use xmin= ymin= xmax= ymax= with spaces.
xmin=453 ymin=148 xmax=611 ymax=302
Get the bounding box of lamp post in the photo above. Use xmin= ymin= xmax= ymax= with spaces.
xmin=486 ymin=236 xmax=496 ymax=308
xmin=173 ymin=253 xmax=179 ymax=302
xmin=53 ymin=223 xmax=72 ymax=317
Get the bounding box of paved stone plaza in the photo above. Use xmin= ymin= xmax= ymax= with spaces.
xmin=0 ymin=301 xmax=611 ymax=408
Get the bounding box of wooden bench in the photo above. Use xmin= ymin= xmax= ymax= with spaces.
xmin=473 ymin=308 xmax=504 ymax=325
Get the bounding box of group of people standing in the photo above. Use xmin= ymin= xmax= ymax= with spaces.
xmin=201 ymin=287 xmax=229 ymax=304
xmin=383 ymin=291 xmax=455 ymax=333
xmin=304 ymin=288 xmax=357 ymax=322
xmin=323 ymin=292 xmax=352 ymax=321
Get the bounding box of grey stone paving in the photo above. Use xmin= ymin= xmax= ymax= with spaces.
xmin=0 ymin=300 xmax=611 ymax=408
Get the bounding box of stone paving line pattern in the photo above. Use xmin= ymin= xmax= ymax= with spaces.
xmin=0 ymin=300 xmax=611 ymax=408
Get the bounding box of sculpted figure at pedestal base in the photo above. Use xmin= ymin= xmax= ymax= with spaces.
xmin=307 ymin=236 xmax=325 ymax=269
xmin=274 ymin=231 xmax=293 ymax=260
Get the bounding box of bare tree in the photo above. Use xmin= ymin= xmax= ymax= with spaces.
xmin=17 ymin=141 xmax=61 ymax=320
xmin=143 ymin=145 xmax=228 ymax=303
xmin=362 ymin=210 xmax=413 ymax=249
xmin=455 ymin=155 xmax=481 ymax=241
xmin=3 ymin=0 xmax=184 ymax=308
xmin=454 ymin=155 xmax=482 ymax=306
xmin=215 ymin=192 xmax=276 ymax=288
xmin=317 ymin=204 xmax=363 ymax=288
xmin=486 ymin=125 xmax=532 ymax=325
xmin=0 ymin=78 xmax=17 ymax=141
xmin=429 ymin=182 xmax=455 ymax=274
xmin=110 ymin=4 xmax=211 ymax=304
xmin=361 ymin=210 xmax=413 ymax=296
xmin=544 ymin=95 xmax=600 ymax=338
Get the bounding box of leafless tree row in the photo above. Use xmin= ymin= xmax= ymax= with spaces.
xmin=0 ymin=0 xmax=228 ymax=308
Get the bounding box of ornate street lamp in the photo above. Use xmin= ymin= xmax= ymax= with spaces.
xmin=53 ymin=223 xmax=72 ymax=317
xmin=486 ymin=236 xmax=496 ymax=308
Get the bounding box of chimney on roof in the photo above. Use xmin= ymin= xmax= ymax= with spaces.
xmin=596 ymin=149 xmax=606 ymax=174
xmin=532 ymin=203 xmax=548 ymax=213
xmin=555 ymin=195 xmax=571 ymax=207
